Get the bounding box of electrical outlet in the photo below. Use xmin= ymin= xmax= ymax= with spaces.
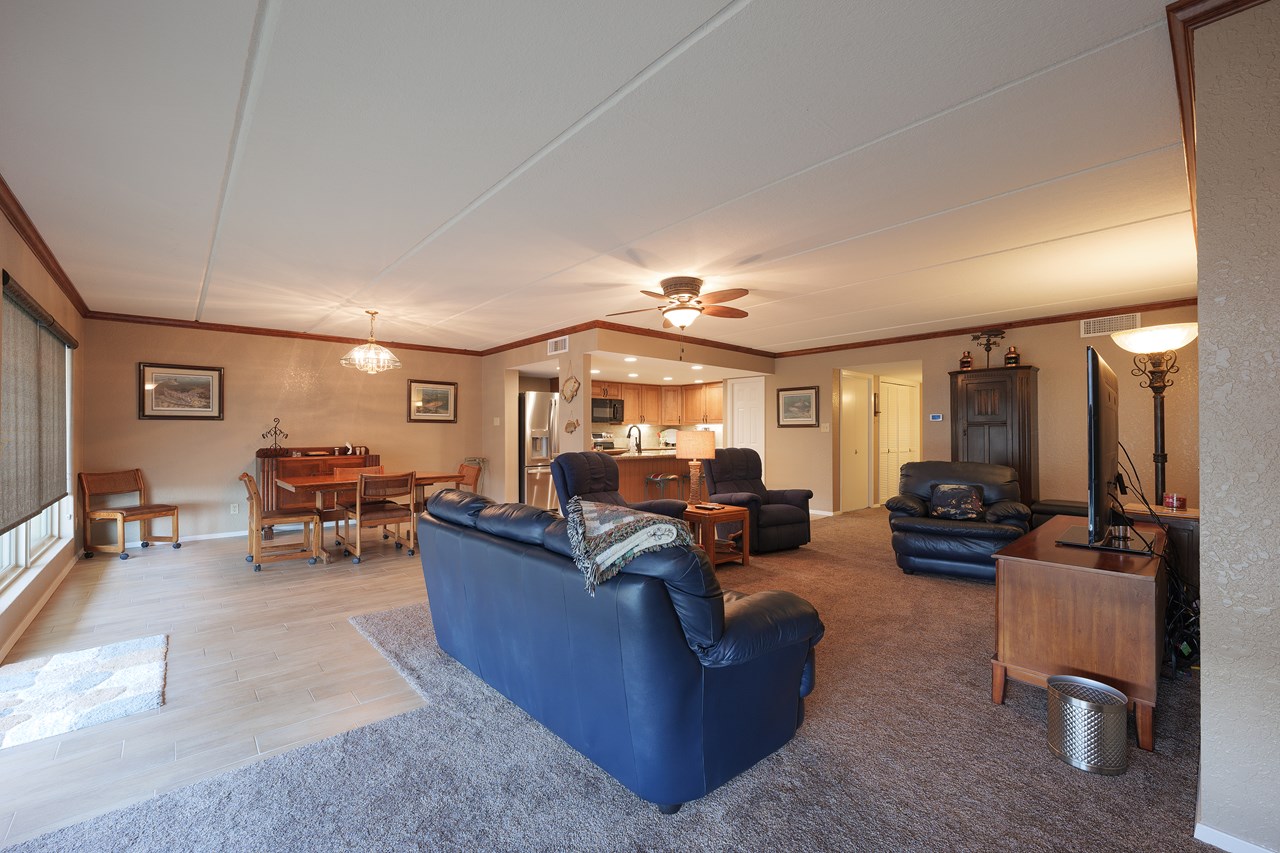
xmin=230 ymin=503 xmax=239 ymax=515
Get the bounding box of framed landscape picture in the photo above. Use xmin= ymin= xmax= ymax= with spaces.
xmin=777 ymin=386 xmax=819 ymax=428
xmin=408 ymin=379 xmax=458 ymax=423
xmin=138 ymin=363 xmax=224 ymax=420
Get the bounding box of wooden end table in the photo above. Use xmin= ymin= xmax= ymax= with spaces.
xmin=682 ymin=504 xmax=749 ymax=568
xmin=992 ymin=514 xmax=1167 ymax=751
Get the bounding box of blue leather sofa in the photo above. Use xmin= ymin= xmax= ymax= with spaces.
xmin=417 ymin=490 xmax=825 ymax=813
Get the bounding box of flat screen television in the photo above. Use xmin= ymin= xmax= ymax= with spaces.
xmin=1057 ymin=346 xmax=1149 ymax=553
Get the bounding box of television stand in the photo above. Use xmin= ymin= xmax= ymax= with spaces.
xmin=993 ymin=515 xmax=1168 ymax=751
xmin=1055 ymin=523 xmax=1155 ymax=555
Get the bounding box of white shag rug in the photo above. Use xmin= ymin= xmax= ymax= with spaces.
xmin=0 ymin=634 xmax=168 ymax=748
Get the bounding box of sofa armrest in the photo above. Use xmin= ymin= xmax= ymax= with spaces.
xmin=630 ymin=498 xmax=688 ymax=520
xmin=765 ymin=488 xmax=812 ymax=508
xmin=707 ymin=491 xmax=762 ymax=510
xmin=697 ymin=589 xmax=824 ymax=668
xmin=884 ymin=494 xmax=927 ymax=517
xmin=986 ymin=500 xmax=1032 ymax=531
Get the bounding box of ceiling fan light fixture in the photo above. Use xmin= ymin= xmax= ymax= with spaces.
xmin=662 ymin=304 xmax=702 ymax=329
xmin=340 ymin=310 xmax=402 ymax=374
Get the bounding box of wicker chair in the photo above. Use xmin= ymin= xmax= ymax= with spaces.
xmin=79 ymin=469 xmax=180 ymax=560
xmin=336 ymin=471 xmax=417 ymax=564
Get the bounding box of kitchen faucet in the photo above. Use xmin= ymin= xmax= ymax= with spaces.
xmin=626 ymin=425 xmax=642 ymax=453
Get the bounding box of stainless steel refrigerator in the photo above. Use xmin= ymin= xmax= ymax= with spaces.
xmin=518 ymin=391 xmax=559 ymax=511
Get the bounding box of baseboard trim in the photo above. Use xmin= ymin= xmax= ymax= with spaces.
xmin=1195 ymin=822 xmax=1275 ymax=853
xmin=810 ymin=510 xmax=834 ymax=518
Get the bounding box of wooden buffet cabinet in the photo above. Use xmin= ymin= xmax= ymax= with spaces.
xmin=256 ymin=446 xmax=381 ymax=522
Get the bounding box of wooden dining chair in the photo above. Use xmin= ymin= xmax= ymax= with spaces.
xmin=239 ymin=473 xmax=321 ymax=572
xmin=79 ymin=469 xmax=180 ymax=560
xmin=336 ymin=471 xmax=417 ymax=564
xmin=455 ymin=463 xmax=482 ymax=491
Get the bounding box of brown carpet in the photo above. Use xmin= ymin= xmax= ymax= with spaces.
xmin=11 ymin=508 xmax=1204 ymax=852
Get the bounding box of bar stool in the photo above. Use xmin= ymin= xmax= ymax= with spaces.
xmin=644 ymin=473 xmax=681 ymax=501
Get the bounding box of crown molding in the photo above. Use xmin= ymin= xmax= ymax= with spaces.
xmin=0 ymin=171 xmax=91 ymax=316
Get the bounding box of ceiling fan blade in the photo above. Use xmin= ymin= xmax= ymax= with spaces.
xmin=698 ymin=288 xmax=749 ymax=305
xmin=641 ymin=290 xmax=669 ymax=300
xmin=702 ymin=305 xmax=748 ymax=319
xmin=605 ymin=307 xmax=659 ymax=317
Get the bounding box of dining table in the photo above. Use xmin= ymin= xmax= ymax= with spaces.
xmin=275 ymin=469 xmax=469 ymax=563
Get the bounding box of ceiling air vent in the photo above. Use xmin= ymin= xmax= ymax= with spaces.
xmin=546 ymin=335 xmax=569 ymax=355
xmin=1081 ymin=313 xmax=1140 ymax=338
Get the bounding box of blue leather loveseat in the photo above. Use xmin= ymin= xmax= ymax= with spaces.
xmin=417 ymin=490 xmax=825 ymax=813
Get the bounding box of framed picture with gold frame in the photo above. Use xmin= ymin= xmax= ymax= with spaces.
xmin=777 ymin=386 xmax=818 ymax=428
xmin=408 ymin=379 xmax=458 ymax=423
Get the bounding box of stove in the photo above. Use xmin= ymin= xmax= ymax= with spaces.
xmin=590 ymin=432 xmax=615 ymax=450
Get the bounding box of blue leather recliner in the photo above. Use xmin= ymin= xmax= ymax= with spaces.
xmin=550 ymin=450 xmax=686 ymax=519
xmin=418 ymin=490 xmax=825 ymax=813
xmin=703 ymin=447 xmax=813 ymax=554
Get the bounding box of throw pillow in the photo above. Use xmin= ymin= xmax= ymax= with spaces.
xmin=929 ymin=484 xmax=984 ymax=520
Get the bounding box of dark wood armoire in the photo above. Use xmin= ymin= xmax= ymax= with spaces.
xmin=949 ymin=366 xmax=1039 ymax=504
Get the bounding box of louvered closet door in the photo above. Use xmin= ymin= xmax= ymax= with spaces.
xmin=877 ymin=380 xmax=919 ymax=503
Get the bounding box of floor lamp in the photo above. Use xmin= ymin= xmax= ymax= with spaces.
xmin=1110 ymin=322 xmax=1199 ymax=503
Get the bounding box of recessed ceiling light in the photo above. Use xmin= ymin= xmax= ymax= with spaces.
xmin=627 ymin=373 xmax=638 ymax=378
xmin=662 ymin=376 xmax=673 ymax=381
xmin=691 ymin=365 xmax=703 ymax=370
xmin=624 ymin=357 xmax=638 ymax=362
xmin=694 ymin=379 xmax=704 ymax=384
xmin=590 ymin=369 xmax=600 ymax=374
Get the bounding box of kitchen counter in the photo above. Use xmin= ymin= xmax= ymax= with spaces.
xmin=602 ymin=448 xmax=678 ymax=458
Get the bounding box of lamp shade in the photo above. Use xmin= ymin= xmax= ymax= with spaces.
xmin=662 ymin=304 xmax=702 ymax=329
xmin=676 ymin=430 xmax=715 ymax=460
xmin=1110 ymin=322 xmax=1198 ymax=354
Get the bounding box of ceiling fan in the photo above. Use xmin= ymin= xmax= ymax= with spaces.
xmin=606 ymin=276 xmax=749 ymax=330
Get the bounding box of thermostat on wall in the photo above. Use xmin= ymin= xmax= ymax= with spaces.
xmin=928 ymin=413 xmax=944 ymax=422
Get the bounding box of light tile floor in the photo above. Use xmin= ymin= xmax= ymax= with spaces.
xmin=0 ymin=532 xmax=427 ymax=846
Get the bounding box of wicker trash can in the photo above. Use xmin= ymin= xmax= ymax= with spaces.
xmin=1046 ymin=675 xmax=1129 ymax=775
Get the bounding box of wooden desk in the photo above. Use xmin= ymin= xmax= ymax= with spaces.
xmin=992 ymin=514 xmax=1167 ymax=751
xmin=682 ymin=504 xmax=749 ymax=569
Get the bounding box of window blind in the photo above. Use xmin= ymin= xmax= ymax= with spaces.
xmin=1 ymin=271 xmax=73 ymax=535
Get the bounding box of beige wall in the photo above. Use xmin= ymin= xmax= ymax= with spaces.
xmin=0 ymin=215 xmax=85 ymax=657
xmin=766 ymin=305 xmax=1199 ymax=512
xmin=79 ymin=320 xmax=482 ymax=538
xmin=1195 ymin=3 xmax=1280 ymax=849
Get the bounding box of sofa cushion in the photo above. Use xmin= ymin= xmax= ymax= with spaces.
xmin=428 ymin=490 xmax=493 ymax=527
xmin=475 ymin=502 xmax=558 ymax=545
xmin=929 ymin=484 xmax=984 ymax=520
xmin=757 ymin=503 xmax=809 ymax=528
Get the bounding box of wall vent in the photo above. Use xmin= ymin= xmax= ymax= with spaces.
xmin=546 ymin=335 xmax=569 ymax=355
xmin=1080 ymin=313 xmax=1140 ymax=338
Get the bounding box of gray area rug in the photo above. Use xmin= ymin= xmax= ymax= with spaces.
xmin=12 ymin=509 xmax=1204 ymax=851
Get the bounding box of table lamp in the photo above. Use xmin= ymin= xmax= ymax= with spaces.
xmin=676 ymin=430 xmax=716 ymax=504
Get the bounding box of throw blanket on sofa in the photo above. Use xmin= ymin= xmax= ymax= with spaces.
xmin=566 ymin=498 xmax=695 ymax=594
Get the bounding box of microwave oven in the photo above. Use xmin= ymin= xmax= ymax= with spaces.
xmin=591 ymin=397 xmax=625 ymax=423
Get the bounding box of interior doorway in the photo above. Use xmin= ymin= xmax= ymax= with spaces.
xmin=726 ymin=376 xmax=766 ymax=467
xmin=831 ymin=361 xmax=923 ymax=509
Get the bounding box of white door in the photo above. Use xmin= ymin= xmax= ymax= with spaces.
xmin=877 ymin=379 xmax=920 ymax=503
xmin=727 ymin=376 xmax=765 ymax=466
xmin=840 ymin=371 xmax=873 ymax=511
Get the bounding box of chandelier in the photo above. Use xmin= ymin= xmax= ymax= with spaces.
xmin=340 ymin=310 xmax=402 ymax=374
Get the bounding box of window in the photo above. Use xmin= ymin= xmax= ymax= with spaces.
xmin=0 ymin=271 xmax=75 ymax=592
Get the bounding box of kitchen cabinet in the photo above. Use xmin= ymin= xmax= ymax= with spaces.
xmin=591 ymin=380 xmax=624 ymax=398
xmin=642 ymin=385 xmax=662 ymax=424
xmin=620 ymin=383 xmax=642 ymax=422
xmin=681 ymin=383 xmax=723 ymax=424
xmin=661 ymin=387 xmax=683 ymax=424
